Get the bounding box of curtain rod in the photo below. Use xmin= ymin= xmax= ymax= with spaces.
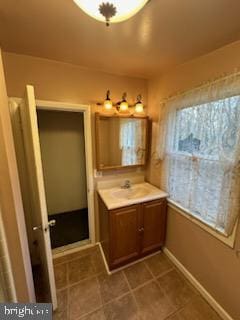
xmin=159 ymin=69 xmax=240 ymax=104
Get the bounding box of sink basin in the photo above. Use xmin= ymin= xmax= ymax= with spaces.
xmin=111 ymin=187 xmax=150 ymax=200
xmin=98 ymin=182 xmax=168 ymax=210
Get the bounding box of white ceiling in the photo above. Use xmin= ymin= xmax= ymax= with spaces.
xmin=0 ymin=0 xmax=240 ymax=78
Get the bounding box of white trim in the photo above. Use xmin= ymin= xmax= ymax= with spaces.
xmin=52 ymin=239 xmax=90 ymax=256
xmin=98 ymin=242 xmax=111 ymax=275
xmin=167 ymin=199 xmax=238 ymax=248
xmin=0 ymin=205 xmax=17 ymax=301
xmin=36 ymin=99 xmax=96 ymax=246
xmin=163 ymin=247 xmax=234 ymax=320
xmin=36 ymin=99 xmax=89 ymax=112
xmin=83 ymin=105 xmax=96 ymax=244
xmin=53 ymin=241 xmax=95 ymax=259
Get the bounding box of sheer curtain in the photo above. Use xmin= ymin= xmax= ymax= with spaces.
xmin=157 ymin=73 xmax=240 ymax=236
xmin=120 ymin=119 xmax=145 ymax=165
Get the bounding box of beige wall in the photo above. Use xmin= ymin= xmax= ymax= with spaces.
xmin=2 ymin=52 xmax=147 ymax=106
xmin=38 ymin=110 xmax=87 ymax=215
xmin=147 ymin=40 xmax=240 ymax=319
xmin=2 ymin=51 xmax=147 ymax=242
xmin=2 ymin=51 xmax=147 ymax=172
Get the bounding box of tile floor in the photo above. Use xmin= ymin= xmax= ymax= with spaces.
xmin=53 ymin=246 xmax=221 ymax=320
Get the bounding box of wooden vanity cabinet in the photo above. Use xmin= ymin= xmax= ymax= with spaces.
xmin=99 ymin=197 xmax=167 ymax=270
xmin=141 ymin=199 xmax=167 ymax=256
xmin=110 ymin=205 xmax=141 ymax=269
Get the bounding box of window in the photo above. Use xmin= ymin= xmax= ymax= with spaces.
xmin=174 ymin=97 xmax=239 ymax=157
xmin=168 ymin=97 xmax=240 ymax=233
xmin=158 ymin=78 xmax=240 ymax=237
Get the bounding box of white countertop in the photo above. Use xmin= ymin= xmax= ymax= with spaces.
xmin=98 ymin=182 xmax=168 ymax=210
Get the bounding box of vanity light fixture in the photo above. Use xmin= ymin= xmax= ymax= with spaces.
xmin=103 ymin=90 xmax=113 ymax=110
xmin=73 ymin=0 xmax=149 ymax=27
xmin=134 ymin=94 xmax=144 ymax=114
xmin=98 ymin=90 xmax=145 ymax=115
xmin=119 ymin=92 xmax=129 ymax=113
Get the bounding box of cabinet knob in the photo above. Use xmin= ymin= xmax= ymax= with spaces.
xmin=139 ymin=228 xmax=144 ymax=233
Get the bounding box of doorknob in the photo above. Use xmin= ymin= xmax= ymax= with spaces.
xmin=44 ymin=219 xmax=56 ymax=232
xmin=33 ymin=220 xmax=56 ymax=232
xmin=33 ymin=224 xmax=42 ymax=231
xmin=48 ymin=219 xmax=56 ymax=227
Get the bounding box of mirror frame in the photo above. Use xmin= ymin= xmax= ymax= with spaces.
xmin=95 ymin=112 xmax=149 ymax=171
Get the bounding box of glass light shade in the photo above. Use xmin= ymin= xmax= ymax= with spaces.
xmin=119 ymin=101 xmax=129 ymax=112
xmin=135 ymin=102 xmax=144 ymax=113
xmin=103 ymin=99 xmax=113 ymax=110
xmin=73 ymin=0 xmax=149 ymax=23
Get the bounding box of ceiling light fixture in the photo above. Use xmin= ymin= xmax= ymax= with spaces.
xmin=73 ymin=0 xmax=149 ymax=26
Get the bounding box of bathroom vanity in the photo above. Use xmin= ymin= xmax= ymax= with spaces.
xmin=98 ymin=182 xmax=168 ymax=270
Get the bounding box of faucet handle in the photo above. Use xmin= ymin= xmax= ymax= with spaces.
xmin=121 ymin=179 xmax=131 ymax=189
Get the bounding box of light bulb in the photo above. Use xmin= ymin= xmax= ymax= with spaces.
xmin=119 ymin=92 xmax=129 ymax=113
xmin=102 ymin=89 xmax=113 ymax=112
xmin=134 ymin=94 xmax=144 ymax=115
xmin=135 ymin=102 xmax=144 ymax=113
xmin=104 ymin=99 xmax=113 ymax=110
xmin=119 ymin=101 xmax=129 ymax=112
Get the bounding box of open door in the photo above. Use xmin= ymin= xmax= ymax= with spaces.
xmin=20 ymin=85 xmax=57 ymax=309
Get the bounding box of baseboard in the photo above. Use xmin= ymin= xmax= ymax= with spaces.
xmin=163 ymin=247 xmax=233 ymax=320
xmin=97 ymin=242 xmax=111 ymax=275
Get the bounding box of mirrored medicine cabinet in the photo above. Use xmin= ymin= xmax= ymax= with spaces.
xmin=95 ymin=113 xmax=149 ymax=170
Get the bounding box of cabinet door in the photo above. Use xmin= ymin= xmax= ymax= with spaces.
xmin=110 ymin=205 xmax=140 ymax=269
xmin=141 ymin=199 xmax=167 ymax=256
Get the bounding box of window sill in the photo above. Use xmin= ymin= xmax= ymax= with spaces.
xmin=167 ymin=199 xmax=238 ymax=248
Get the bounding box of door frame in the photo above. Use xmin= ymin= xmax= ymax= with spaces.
xmin=10 ymin=98 xmax=96 ymax=247
xmin=36 ymin=99 xmax=96 ymax=246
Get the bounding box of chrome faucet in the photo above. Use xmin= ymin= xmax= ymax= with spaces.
xmin=121 ymin=180 xmax=131 ymax=189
